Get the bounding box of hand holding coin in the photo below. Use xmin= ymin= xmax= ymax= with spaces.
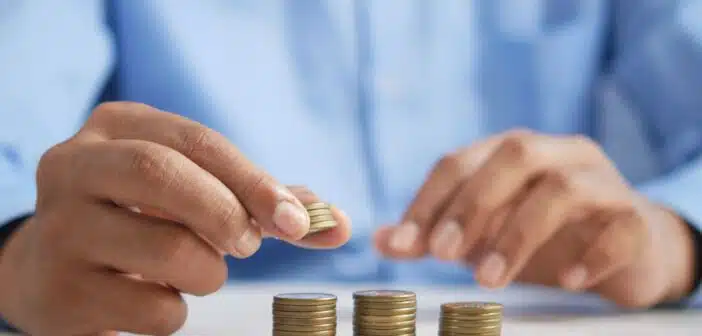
xmin=0 ymin=102 xmax=351 ymax=335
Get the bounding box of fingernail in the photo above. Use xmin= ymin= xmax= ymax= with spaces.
xmin=478 ymin=252 xmax=506 ymax=286
xmin=389 ymin=221 xmax=419 ymax=252
xmin=229 ymin=227 xmax=262 ymax=258
xmin=273 ymin=201 xmax=309 ymax=237
xmin=431 ymin=220 xmax=463 ymax=259
xmin=563 ymin=264 xmax=588 ymax=290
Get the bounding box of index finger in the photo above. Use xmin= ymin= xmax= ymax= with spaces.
xmin=377 ymin=135 xmax=503 ymax=258
xmin=83 ymin=102 xmax=310 ymax=240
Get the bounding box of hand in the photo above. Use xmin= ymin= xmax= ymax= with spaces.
xmin=375 ymin=130 xmax=696 ymax=308
xmin=0 ymin=102 xmax=351 ymax=336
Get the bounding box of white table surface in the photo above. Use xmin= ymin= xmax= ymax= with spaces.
xmin=3 ymin=283 xmax=700 ymax=335
xmin=176 ymin=282 xmax=701 ymax=335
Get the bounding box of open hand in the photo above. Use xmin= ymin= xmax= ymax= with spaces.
xmin=375 ymin=130 xmax=695 ymax=308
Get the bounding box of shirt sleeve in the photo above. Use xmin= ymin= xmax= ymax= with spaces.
xmin=598 ymin=0 xmax=702 ymax=303
xmin=0 ymin=1 xmax=114 ymax=228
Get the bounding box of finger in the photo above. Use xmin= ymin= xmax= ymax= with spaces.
xmin=380 ymin=135 xmax=503 ymax=258
xmin=474 ymin=170 xmax=579 ymax=288
xmin=74 ymin=203 xmax=233 ymax=296
xmin=561 ymin=212 xmax=646 ymax=290
xmin=87 ymin=272 xmax=187 ymax=336
xmin=84 ymin=102 xmax=310 ymax=240
xmin=373 ymin=225 xmax=395 ymax=255
xmin=434 ymin=132 xmax=602 ymax=259
xmin=68 ymin=139 xmax=254 ymax=256
xmin=279 ymin=185 xmax=352 ymax=249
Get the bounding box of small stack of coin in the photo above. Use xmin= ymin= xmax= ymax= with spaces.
xmin=272 ymin=293 xmax=337 ymax=335
xmin=353 ymin=290 xmax=417 ymax=335
xmin=439 ymin=302 xmax=503 ymax=336
xmin=304 ymin=202 xmax=337 ymax=236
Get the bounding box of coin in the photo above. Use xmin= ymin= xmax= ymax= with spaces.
xmin=273 ymin=293 xmax=337 ymax=335
xmin=353 ymin=290 xmax=417 ymax=335
xmin=303 ymin=202 xmax=338 ymax=236
xmin=274 ymin=293 xmax=337 ymax=305
xmin=305 ymin=202 xmax=329 ymax=210
xmin=438 ymin=302 xmax=503 ymax=336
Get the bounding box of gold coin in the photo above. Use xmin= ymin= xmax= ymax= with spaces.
xmin=353 ymin=290 xmax=416 ymax=302
xmin=274 ymin=293 xmax=337 ymax=305
xmin=440 ymin=318 xmax=501 ymax=327
xmin=441 ymin=302 xmax=502 ymax=313
xmin=353 ymin=313 xmax=415 ymax=324
xmin=274 ymin=323 xmax=336 ymax=332
xmin=354 ymin=307 xmax=416 ymax=316
xmin=273 ymin=309 xmax=336 ymax=319
xmin=307 ymin=220 xmax=338 ymax=235
xmin=304 ymin=202 xmax=329 ymax=210
xmin=273 ymin=303 xmax=336 ymax=312
xmin=307 ymin=208 xmax=333 ymax=216
xmin=273 ymin=316 xmax=337 ymax=326
xmin=273 ymin=330 xmax=336 ymax=336
xmin=310 ymin=214 xmax=336 ymax=222
xmin=355 ymin=300 xmax=417 ymax=309
xmin=352 ymin=326 xmax=415 ymax=335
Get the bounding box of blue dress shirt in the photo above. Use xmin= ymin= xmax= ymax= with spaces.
xmin=1 ymin=0 xmax=701 ymax=298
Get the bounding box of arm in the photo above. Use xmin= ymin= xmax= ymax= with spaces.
xmin=598 ymin=0 xmax=702 ymax=304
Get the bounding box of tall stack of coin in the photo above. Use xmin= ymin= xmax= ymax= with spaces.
xmin=353 ymin=290 xmax=417 ymax=336
xmin=439 ymin=302 xmax=503 ymax=336
xmin=272 ymin=293 xmax=337 ymax=335
xmin=304 ymin=202 xmax=337 ymax=236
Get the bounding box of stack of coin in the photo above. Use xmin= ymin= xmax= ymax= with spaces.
xmin=272 ymin=293 xmax=337 ymax=335
xmin=304 ymin=202 xmax=338 ymax=236
xmin=353 ymin=290 xmax=417 ymax=335
xmin=439 ymin=302 xmax=503 ymax=336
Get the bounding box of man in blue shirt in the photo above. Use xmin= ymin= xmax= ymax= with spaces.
xmin=1 ymin=1 xmax=701 ymax=334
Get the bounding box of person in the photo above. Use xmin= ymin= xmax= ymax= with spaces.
xmin=1 ymin=1 xmax=701 ymax=334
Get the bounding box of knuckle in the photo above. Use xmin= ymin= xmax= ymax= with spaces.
xmin=589 ymin=242 xmax=619 ymax=267
xmin=212 ymin=203 xmax=243 ymax=241
xmin=408 ymin=209 xmax=433 ymax=227
xmin=89 ymin=102 xmax=153 ymax=129
xmin=36 ymin=144 xmax=67 ymax=182
xmin=178 ymin=125 xmax=218 ymax=159
xmin=542 ymin=169 xmax=572 ymax=192
xmin=156 ymin=229 xmax=193 ymax=267
xmin=91 ymin=101 xmax=122 ymax=118
xmin=435 ymin=151 xmax=465 ymax=175
xmin=146 ymin=295 xmax=187 ymax=335
xmin=505 ymin=225 xmax=530 ymax=251
xmin=238 ymin=171 xmax=268 ymax=201
xmin=468 ymin=195 xmax=497 ymax=214
xmin=570 ymin=134 xmax=606 ymax=159
xmin=497 ymin=132 xmax=532 ymax=164
xmin=128 ymin=144 xmax=178 ymax=188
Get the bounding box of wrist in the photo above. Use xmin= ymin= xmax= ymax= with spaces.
xmin=659 ymin=208 xmax=698 ymax=303
xmin=0 ymin=215 xmax=32 ymax=322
